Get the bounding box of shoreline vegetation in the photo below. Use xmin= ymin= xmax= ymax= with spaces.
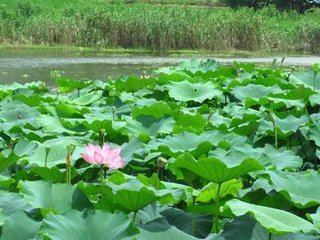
xmin=0 ymin=1 xmax=320 ymax=54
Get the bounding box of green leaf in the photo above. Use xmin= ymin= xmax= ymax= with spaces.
xmin=197 ymin=179 xmax=243 ymax=203
xmin=37 ymin=115 xmax=76 ymax=134
xmin=289 ymin=70 xmax=320 ymax=90
xmin=222 ymin=215 xmax=268 ymax=240
xmin=232 ymin=84 xmax=283 ymax=102
xmin=147 ymin=130 xmax=246 ymax=157
xmin=209 ymin=144 xmax=303 ymax=171
xmin=0 ymin=100 xmax=39 ymax=130
xmin=41 ymin=209 xmax=138 ymax=240
xmin=225 ymin=199 xmax=316 ymax=234
xmin=171 ymin=152 xmax=264 ymax=183
xmin=0 ymin=152 xmax=19 ymax=172
xmin=55 ymin=78 xmax=92 ymax=93
xmin=0 ymin=190 xmax=32 ymax=216
xmin=258 ymin=114 xmax=309 ymax=138
xmin=18 ymin=180 xmax=84 ymax=215
xmin=156 ymin=59 xmax=220 ymax=75
xmin=106 ymin=179 xmax=157 ymax=212
xmin=168 ymin=80 xmax=222 ymax=103
xmin=0 ymin=211 xmax=41 ymax=240
xmin=138 ymin=218 xmax=198 ymax=240
xmin=70 ymin=92 xmax=101 ymax=106
xmin=160 ymin=208 xmax=212 ymax=238
xmin=132 ymin=100 xmax=172 ymax=119
xmin=267 ymin=171 xmax=320 ymax=208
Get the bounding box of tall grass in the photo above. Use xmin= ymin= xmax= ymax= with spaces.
xmin=0 ymin=1 xmax=319 ymax=53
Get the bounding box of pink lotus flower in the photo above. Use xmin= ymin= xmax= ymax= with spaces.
xmin=81 ymin=144 xmax=126 ymax=169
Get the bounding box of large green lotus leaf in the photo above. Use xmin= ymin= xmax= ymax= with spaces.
xmin=106 ymin=178 xmax=157 ymax=212
xmin=70 ymin=92 xmax=101 ymax=106
xmin=267 ymin=96 xmax=305 ymax=110
xmin=306 ymin=114 xmax=320 ymax=147
xmin=27 ymin=139 xmax=78 ymax=167
xmin=13 ymin=139 xmax=37 ymax=157
xmin=168 ymin=80 xmax=222 ymax=103
xmin=132 ymin=100 xmax=172 ymax=119
xmin=138 ymin=116 xmax=176 ymax=137
xmin=289 ymin=70 xmax=320 ymax=90
xmin=179 ymin=59 xmax=220 ymax=74
xmin=257 ymin=114 xmax=309 ymax=138
xmin=30 ymin=166 xmax=66 ymax=182
xmin=55 ymin=78 xmax=92 ymax=93
xmin=120 ymin=116 xmax=175 ymax=139
xmin=157 ymin=72 xmax=194 ymax=84
xmin=0 ymin=190 xmax=32 ymax=216
xmin=55 ymin=103 xmax=86 ymax=118
xmin=309 ymin=93 xmax=320 ymax=107
xmin=37 ymin=114 xmax=76 ymax=134
xmin=272 ymin=234 xmax=319 ymax=240
xmin=171 ymin=152 xmax=264 ymax=184
xmin=0 ymin=151 xmax=19 ymax=172
xmin=138 ymin=218 xmax=199 ymax=240
xmin=308 ymin=207 xmax=320 ymax=229
xmin=156 ymin=59 xmax=220 ymax=75
xmin=0 ymin=100 xmax=39 ymax=130
xmin=221 ymin=215 xmax=317 ymax=240
xmin=12 ymin=93 xmax=54 ymax=107
xmin=209 ymin=144 xmax=302 ymax=171
xmin=115 ymin=75 xmax=156 ymax=93
xmin=174 ymin=112 xmax=206 ymax=134
xmin=120 ymin=137 xmax=145 ymax=164
xmin=225 ymin=199 xmax=316 ymax=234
xmin=0 ymin=175 xmax=15 ymax=190
xmin=231 ymin=84 xmax=283 ymax=102
xmin=147 ymin=130 xmax=246 ymax=157
xmin=196 ymin=179 xmax=243 ymax=203
xmin=222 ymin=215 xmax=268 ymax=240
xmin=18 ymin=180 xmax=90 ymax=215
xmin=0 ymin=211 xmax=41 ymax=240
xmin=207 ymin=111 xmax=232 ymax=130
xmin=41 ymin=209 xmax=138 ymax=240
xmin=266 ymin=171 xmax=320 ymax=208
xmin=160 ymin=208 xmax=212 ymax=238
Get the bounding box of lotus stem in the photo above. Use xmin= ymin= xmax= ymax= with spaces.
xmin=44 ymin=147 xmax=50 ymax=168
xmin=99 ymin=129 xmax=106 ymax=146
xmin=313 ymin=72 xmax=317 ymax=91
xmin=132 ymin=211 xmax=138 ymax=224
xmin=213 ymin=183 xmax=222 ymax=233
xmin=270 ymin=110 xmax=277 ymax=149
xmin=192 ymin=197 xmax=196 ymax=236
xmin=66 ymin=145 xmax=75 ymax=184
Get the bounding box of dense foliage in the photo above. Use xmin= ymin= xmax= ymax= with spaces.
xmin=0 ymin=1 xmax=320 ymax=53
xmin=0 ymin=59 xmax=320 ymax=239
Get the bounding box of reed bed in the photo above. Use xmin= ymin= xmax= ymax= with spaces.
xmin=0 ymin=1 xmax=319 ymax=53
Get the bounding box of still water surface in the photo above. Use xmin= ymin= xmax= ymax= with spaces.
xmin=0 ymin=49 xmax=319 ymax=85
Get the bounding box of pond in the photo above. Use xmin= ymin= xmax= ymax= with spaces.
xmin=0 ymin=49 xmax=319 ymax=85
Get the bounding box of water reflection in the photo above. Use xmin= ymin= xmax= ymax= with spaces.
xmin=0 ymin=49 xmax=319 ymax=84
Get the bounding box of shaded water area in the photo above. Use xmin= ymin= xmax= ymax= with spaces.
xmin=0 ymin=49 xmax=319 ymax=85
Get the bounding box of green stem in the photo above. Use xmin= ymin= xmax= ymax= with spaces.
xmin=66 ymin=158 xmax=71 ymax=184
xmin=213 ymin=183 xmax=222 ymax=233
xmin=192 ymin=197 xmax=195 ymax=236
xmin=313 ymin=72 xmax=316 ymax=91
xmin=44 ymin=148 xmax=50 ymax=168
xmin=132 ymin=211 xmax=138 ymax=224
xmin=99 ymin=165 xmax=104 ymax=185
xmin=274 ymin=126 xmax=278 ymax=149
